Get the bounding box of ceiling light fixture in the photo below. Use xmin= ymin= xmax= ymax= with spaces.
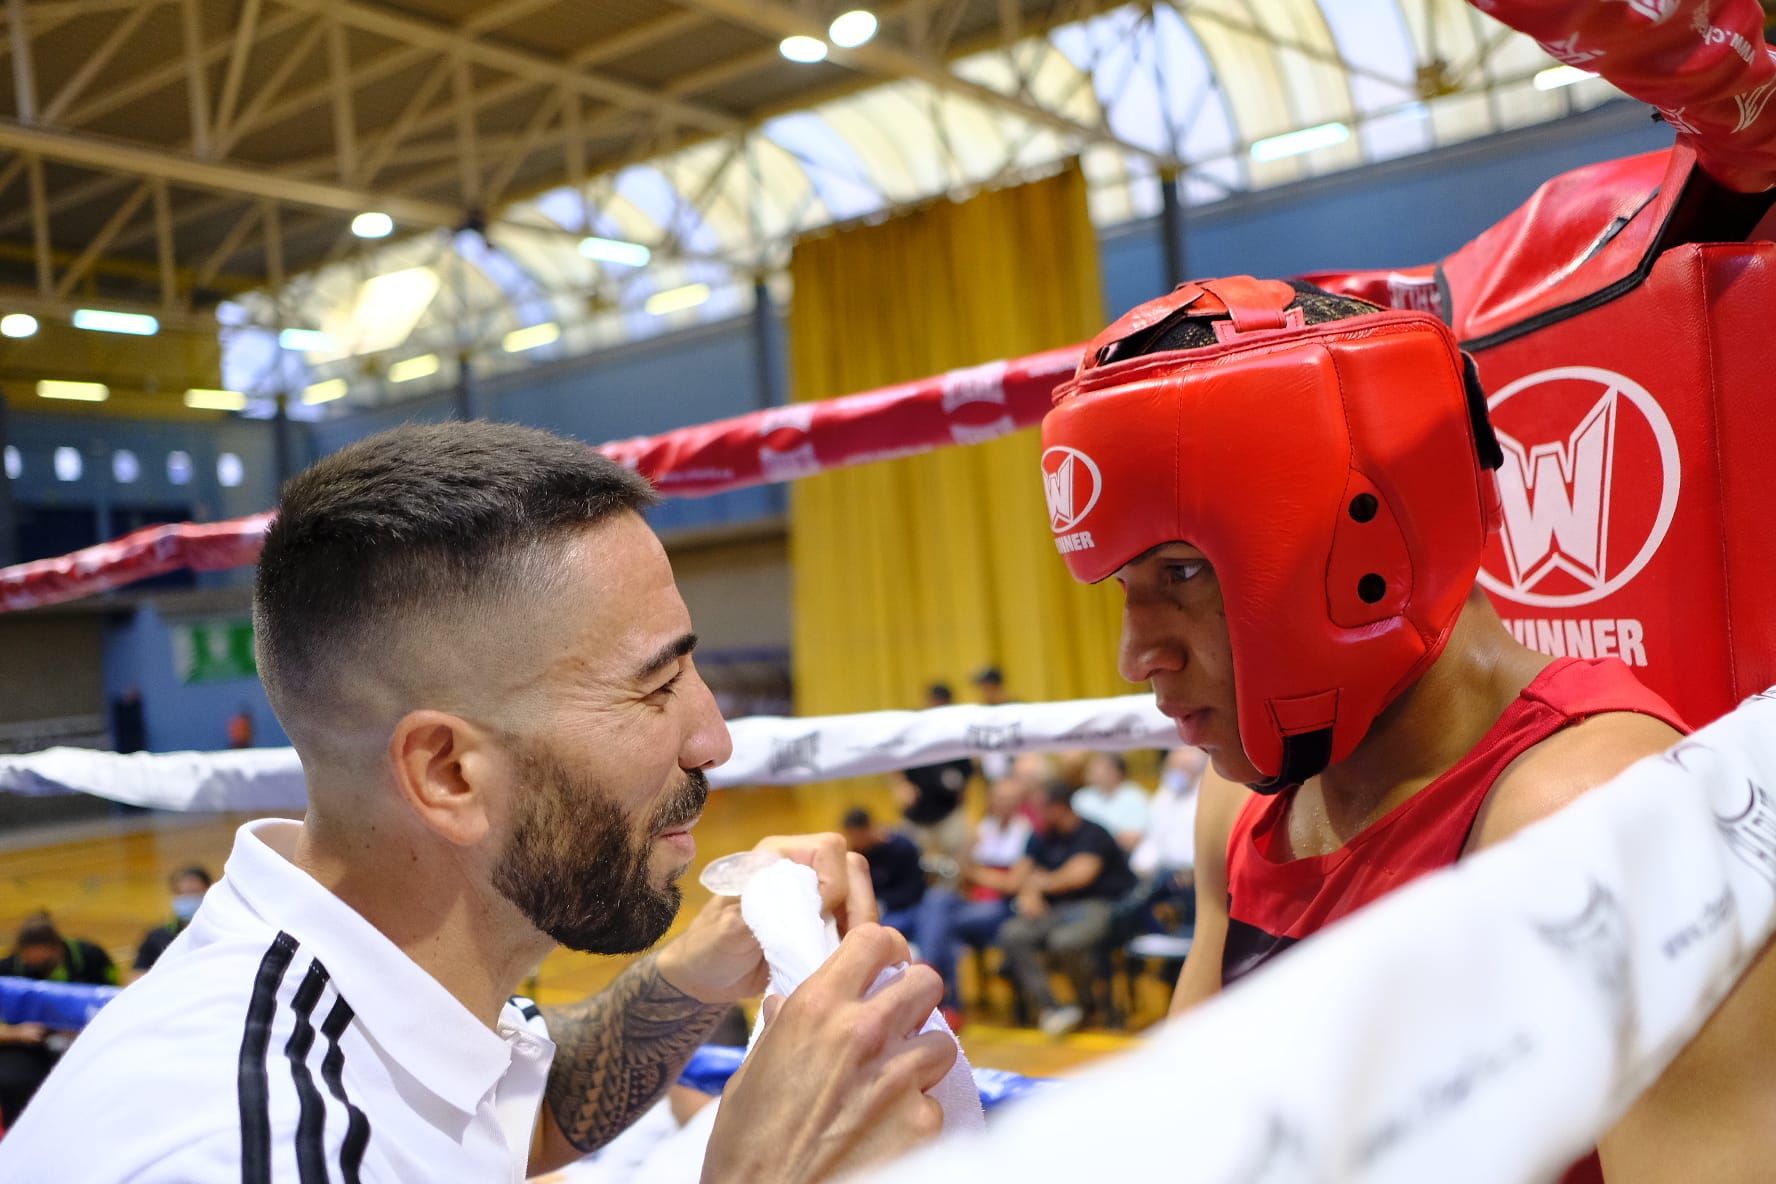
xmin=37 ymin=380 xmax=110 ymax=402
xmin=1 ymin=313 xmax=38 ymax=338
xmin=779 ymin=34 xmax=828 ymax=63
xmin=184 ymin=388 xmax=249 ymax=411
xmin=303 ymin=378 xmax=348 ymax=405
xmin=829 ymin=10 xmax=878 ymax=48
xmin=388 ymin=353 xmax=441 ymax=383
xmin=503 ymin=322 xmax=561 ymax=352
xmin=1249 ymin=121 xmax=1351 ymax=162
xmin=278 ymin=328 xmax=334 ymax=352
xmin=578 ymin=236 xmax=653 ymax=267
xmin=352 ymin=211 xmax=394 ymax=239
xmin=645 ymin=283 xmax=711 ymax=316
xmin=72 ymin=308 xmax=158 ymax=336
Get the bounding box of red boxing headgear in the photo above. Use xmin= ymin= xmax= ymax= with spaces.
xmin=1042 ymin=277 xmax=1503 ymax=791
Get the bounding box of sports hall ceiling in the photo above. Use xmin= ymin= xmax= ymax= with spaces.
xmin=0 ymin=1 xmax=1661 ymax=417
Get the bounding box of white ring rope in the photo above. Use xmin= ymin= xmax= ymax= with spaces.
xmin=872 ymin=688 xmax=1776 ymax=1183
xmin=0 ymin=695 xmax=1173 ymax=811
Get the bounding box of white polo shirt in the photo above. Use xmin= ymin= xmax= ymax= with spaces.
xmin=0 ymin=819 xmax=555 ymax=1183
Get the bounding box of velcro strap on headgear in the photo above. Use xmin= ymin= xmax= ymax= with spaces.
xmin=1083 ymin=277 xmax=1301 ymax=371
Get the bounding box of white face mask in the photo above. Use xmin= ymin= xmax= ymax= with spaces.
xmin=171 ymin=893 xmax=204 ymax=923
xmin=1161 ymin=769 xmax=1195 ymax=795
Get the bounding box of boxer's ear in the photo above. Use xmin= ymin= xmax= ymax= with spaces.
xmin=387 ymin=709 xmax=499 ymax=847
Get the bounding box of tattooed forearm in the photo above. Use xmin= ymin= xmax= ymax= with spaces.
xmin=542 ymin=952 xmax=730 ymax=1153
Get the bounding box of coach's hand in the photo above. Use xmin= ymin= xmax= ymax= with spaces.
xmin=658 ymin=832 xmax=879 ymax=1005
xmin=702 ymin=924 xmax=955 ymax=1183
xmin=752 ymin=831 xmax=878 ymax=931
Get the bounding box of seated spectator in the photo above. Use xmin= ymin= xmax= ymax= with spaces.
xmin=0 ymin=913 xmax=116 ymax=1128
xmin=1073 ymin=752 xmax=1151 ymax=851
xmin=0 ymin=913 xmax=117 ymax=985
xmin=1009 ymin=753 xmax=1054 ymax=829
xmin=888 ymin=683 xmax=976 ymax=871
xmin=971 ymin=666 xmax=1015 ymax=781
xmin=1128 ymin=747 xmax=1208 ymax=931
xmin=997 ymin=780 xmax=1136 ymax=1037
xmin=840 ymin=808 xmax=927 ymax=936
xmin=132 ymin=865 xmax=214 ymax=979
xmin=918 ymin=775 xmax=1036 ymax=1009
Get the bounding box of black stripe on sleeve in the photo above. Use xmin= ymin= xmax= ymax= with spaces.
xmin=238 ymin=931 xmax=299 ymax=1184
xmin=319 ymin=995 xmax=371 ymax=1183
xmin=283 ymin=960 xmax=332 ymax=1184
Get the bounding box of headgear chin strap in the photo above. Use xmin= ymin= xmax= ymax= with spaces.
xmin=1043 ymin=277 xmax=1502 ymax=792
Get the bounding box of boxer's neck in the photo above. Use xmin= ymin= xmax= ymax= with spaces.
xmin=1309 ymin=588 xmax=1552 ymax=840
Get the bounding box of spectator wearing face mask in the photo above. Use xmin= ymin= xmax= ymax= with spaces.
xmin=131 ymin=865 xmax=214 ymax=979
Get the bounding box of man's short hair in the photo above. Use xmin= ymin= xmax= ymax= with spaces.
xmin=1041 ymin=779 xmax=1077 ymax=809
xmin=254 ymin=421 xmax=656 ymax=725
xmin=841 ymin=807 xmax=872 ymax=831
xmin=926 ymin=682 xmax=954 ymax=704
xmin=14 ymin=914 xmax=60 ymax=950
xmin=972 ymin=666 xmax=1003 ymax=686
xmin=172 ymin=866 xmax=214 ymax=889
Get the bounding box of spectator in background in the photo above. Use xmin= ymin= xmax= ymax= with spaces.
xmin=888 ymin=683 xmax=975 ymax=870
xmin=1129 ymin=748 xmax=1208 ymax=930
xmin=840 ymin=808 xmax=927 ymax=937
xmin=971 ymin=666 xmax=1015 ymax=781
xmin=109 ymin=686 xmax=146 ymax=754
xmin=0 ymin=914 xmax=117 ymax=1126
xmin=998 ymin=780 xmax=1135 ymax=1037
xmin=0 ymin=913 xmax=117 ymax=985
xmin=1073 ymin=752 xmax=1150 ymax=852
xmin=131 ymin=865 xmax=214 ymax=979
xmin=918 ymin=774 xmax=1036 ymax=1010
xmin=225 ymin=706 xmax=254 ymax=749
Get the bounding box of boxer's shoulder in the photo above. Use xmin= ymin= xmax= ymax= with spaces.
xmin=1469 ymin=710 xmax=1686 ymax=851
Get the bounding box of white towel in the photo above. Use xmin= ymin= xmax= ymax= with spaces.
xmin=740 ymin=860 xmax=985 ymax=1133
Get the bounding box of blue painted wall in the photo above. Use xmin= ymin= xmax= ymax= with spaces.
xmin=1099 ymin=100 xmax=1674 ymax=318
xmin=102 ymin=605 xmax=287 ymax=753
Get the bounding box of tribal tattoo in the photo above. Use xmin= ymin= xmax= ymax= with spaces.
xmin=542 ymin=952 xmax=731 ymax=1153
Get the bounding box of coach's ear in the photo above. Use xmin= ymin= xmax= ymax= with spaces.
xmin=387 ymin=709 xmax=501 ymax=847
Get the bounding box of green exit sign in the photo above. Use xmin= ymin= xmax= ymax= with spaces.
xmin=173 ymin=619 xmax=259 ymax=684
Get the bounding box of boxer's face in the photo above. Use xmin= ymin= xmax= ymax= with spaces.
xmin=1114 ymin=541 xmax=1259 ymax=784
xmin=490 ymin=514 xmax=731 ymax=954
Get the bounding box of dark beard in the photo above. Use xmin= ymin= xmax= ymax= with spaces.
xmin=492 ymin=742 xmax=708 ymax=955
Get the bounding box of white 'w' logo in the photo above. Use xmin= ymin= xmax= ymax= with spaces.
xmin=1495 ymin=389 xmax=1619 ymax=594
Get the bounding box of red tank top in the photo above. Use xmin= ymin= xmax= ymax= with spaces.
xmin=1220 ymin=657 xmax=1685 ymax=1184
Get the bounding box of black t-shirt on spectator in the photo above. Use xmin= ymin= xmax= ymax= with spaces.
xmin=864 ymin=833 xmax=928 ymax=913
xmin=1025 ymin=819 xmax=1136 ymax=904
xmin=901 ymin=758 xmax=973 ymax=825
xmin=134 ymin=922 xmax=185 ymax=971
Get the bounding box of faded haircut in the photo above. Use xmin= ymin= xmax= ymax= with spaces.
xmin=254 ymin=420 xmax=656 ymax=727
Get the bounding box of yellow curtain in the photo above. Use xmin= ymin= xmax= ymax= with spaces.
xmin=788 ymin=163 xmax=1136 ymax=729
